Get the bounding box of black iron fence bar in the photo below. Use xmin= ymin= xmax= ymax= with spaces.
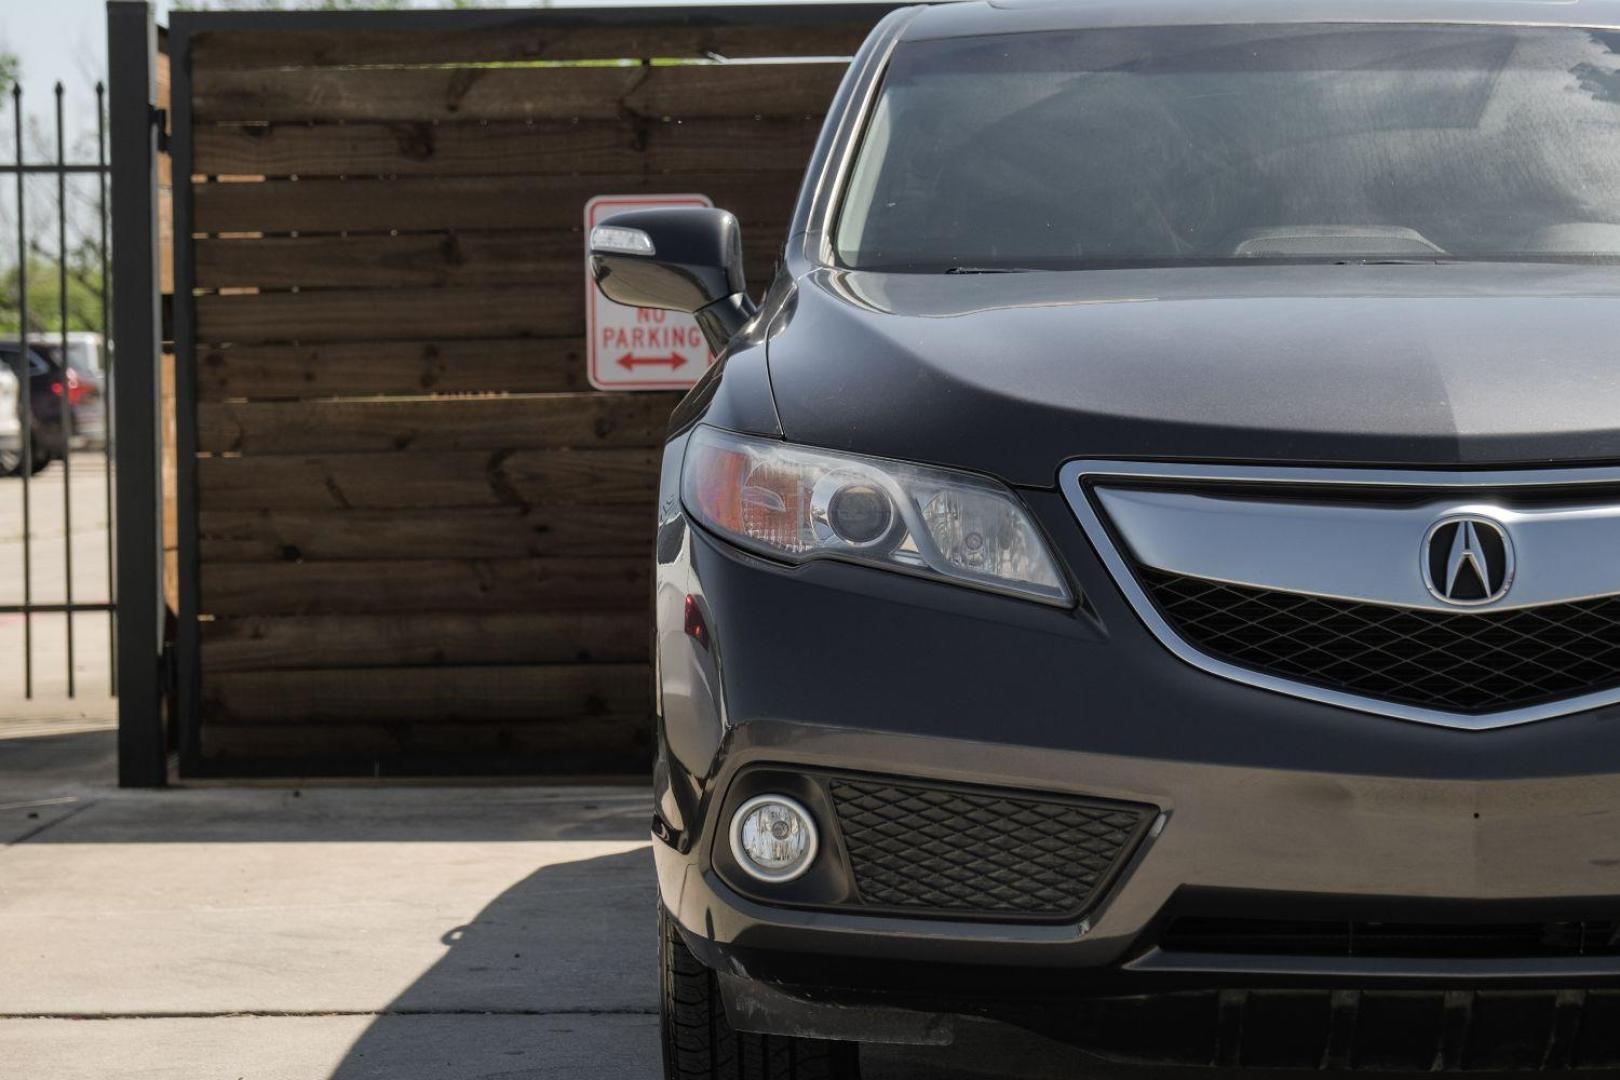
xmin=108 ymin=0 xmax=165 ymax=787
xmin=55 ymin=83 xmax=76 ymax=699
xmin=7 ymin=83 xmax=111 ymax=702
xmin=12 ymin=85 xmax=32 ymax=700
xmin=0 ymin=602 xmax=115 ymax=615
xmin=0 ymin=165 xmax=112 ymax=175
xmin=99 ymin=80 xmax=116 ymax=696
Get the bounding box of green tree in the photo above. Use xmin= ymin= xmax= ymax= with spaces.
xmin=0 ymin=257 xmax=104 ymax=337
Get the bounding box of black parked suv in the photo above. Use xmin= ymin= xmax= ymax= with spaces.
xmin=0 ymin=344 xmax=67 ymax=476
xmin=590 ymin=3 xmax=1620 ymax=1076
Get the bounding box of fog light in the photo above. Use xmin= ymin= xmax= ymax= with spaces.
xmin=729 ymin=794 xmax=818 ymax=883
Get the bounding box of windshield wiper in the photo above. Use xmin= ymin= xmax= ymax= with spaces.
xmin=943 ymin=265 xmax=1045 ymax=274
xmin=1335 ymin=258 xmax=1456 ymax=266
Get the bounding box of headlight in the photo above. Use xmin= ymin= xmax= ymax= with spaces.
xmin=682 ymin=426 xmax=1072 ymax=605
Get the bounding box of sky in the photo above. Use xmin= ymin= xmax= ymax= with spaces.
xmin=0 ymin=0 xmax=128 ymax=161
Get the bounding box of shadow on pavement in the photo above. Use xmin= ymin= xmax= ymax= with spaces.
xmin=0 ymin=728 xmax=114 ymax=787
xmin=327 ymin=846 xmax=662 ymax=1080
xmin=0 ymin=730 xmax=655 ymax=844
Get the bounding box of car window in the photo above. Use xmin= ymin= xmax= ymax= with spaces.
xmin=835 ymin=24 xmax=1620 ymax=270
xmin=1 ymin=349 xmax=55 ymax=376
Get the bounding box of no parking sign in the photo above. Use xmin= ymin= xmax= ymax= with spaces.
xmin=585 ymin=194 xmax=717 ymax=391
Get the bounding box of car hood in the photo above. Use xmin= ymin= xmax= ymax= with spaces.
xmin=765 ymin=263 xmax=1620 ymax=488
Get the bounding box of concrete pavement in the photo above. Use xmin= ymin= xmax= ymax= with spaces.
xmin=1 ymin=728 xmax=1103 ymax=1080
xmin=0 ymin=451 xmax=116 ymax=703
xmin=0 ymin=727 xmax=665 ymax=1079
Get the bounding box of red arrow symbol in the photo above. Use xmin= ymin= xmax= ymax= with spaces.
xmin=616 ymin=351 xmax=689 ymax=372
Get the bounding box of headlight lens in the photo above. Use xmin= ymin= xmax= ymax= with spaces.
xmin=682 ymin=426 xmax=1072 ymax=605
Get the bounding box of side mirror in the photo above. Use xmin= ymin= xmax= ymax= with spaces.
xmin=589 ymin=207 xmax=757 ymax=353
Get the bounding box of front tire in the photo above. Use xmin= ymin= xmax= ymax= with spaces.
xmin=660 ymin=903 xmax=859 ymax=1080
xmin=0 ymin=443 xmax=51 ymax=477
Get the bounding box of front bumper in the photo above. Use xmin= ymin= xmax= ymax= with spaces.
xmin=661 ymin=721 xmax=1620 ymax=985
xmin=655 ymin=497 xmax=1620 ymax=1059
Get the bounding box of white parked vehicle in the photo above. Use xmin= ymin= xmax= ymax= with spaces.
xmin=0 ymin=364 xmax=21 ymax=475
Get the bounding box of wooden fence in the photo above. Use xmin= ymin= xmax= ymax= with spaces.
xmin=170 ymin=7 xmax=886 ymax=775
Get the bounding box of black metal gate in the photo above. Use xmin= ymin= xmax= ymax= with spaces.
xmin=103 ymin=0 xmax=166 ymax=787
xmin=4 ymin=6 xmax=165 ymax=782
xmin=1 ymin=80 xmax=116 ymax=704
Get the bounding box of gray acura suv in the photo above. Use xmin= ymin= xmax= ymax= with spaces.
xmin=588 ymin=2 xmax=1620 ymax=1076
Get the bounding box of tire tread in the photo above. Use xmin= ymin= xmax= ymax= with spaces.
xmin=659 ymin=904 xmax=857 ymax=1080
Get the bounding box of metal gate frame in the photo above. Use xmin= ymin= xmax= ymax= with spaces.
xmin=1 ymin=85 xmax=116 ymax=695
xmin=108 ymin=0 xmax=165 ymax=787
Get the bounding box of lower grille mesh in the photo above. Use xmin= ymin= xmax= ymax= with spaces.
xmin=1163 ymin=916 xmax=1620 ymax=959
xmin=1143 ymin=569 xmax=1620 ymax=713
xmin=827 ymin=778 xmax=1151 ymax=917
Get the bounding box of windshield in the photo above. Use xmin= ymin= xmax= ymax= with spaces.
xmin=835 ymin=24 xmax=1620 ymax=271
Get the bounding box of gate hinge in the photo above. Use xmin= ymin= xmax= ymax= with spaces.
xmin=149 ymin=106 xmax=170 ymax=154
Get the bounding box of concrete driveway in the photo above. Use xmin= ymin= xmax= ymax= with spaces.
xmin=0 ymin=452 xmax=115 ymax=703
xmin=1 ymin=728 xmax=1112 ymax=1080
xmin=0 ymin=727 xmax=663 ymax=1079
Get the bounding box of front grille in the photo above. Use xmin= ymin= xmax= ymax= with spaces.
xmin=1163 ymin=916 xmax=1620 ymax=959
xmin=1143 ymin=569 xmax=1620 ymax=714
xmin=827 ymin=778 xmax=1152 ymax=918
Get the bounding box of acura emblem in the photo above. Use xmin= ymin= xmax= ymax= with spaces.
xmin=1423 ymin=514 xmax=1514 ymax=606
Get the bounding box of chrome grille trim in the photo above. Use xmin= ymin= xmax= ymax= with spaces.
xmin=1094 ymin=487 xmax=1620 ymax=614
xmin=1059 ymin=460 xmax=1620 ymax=731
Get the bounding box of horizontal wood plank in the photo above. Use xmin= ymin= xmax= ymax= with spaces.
xmin=197 ymin=338 xmax=591 ymax=399
xmin=196 ymin=229 xmax=782 ymax=292
xmin=199 ymin=504 xmax=653 ymax=561
xmin=193 ymin=116 xmax=822 ymax=178
xmin=198 ymin=395 xmax=674 ymax=454
xmin=189 ymin=21 xmax=878 ymax=68
xmin=197 ymin=233 xmax=582 ymax=291
xmin=201 ymin=556 xmax=650 ymax=615
xmin=198 ymin=448 xmax=661 ymax=510
xmin=193 ymin=63 xmax=847 ymax=123
xmin=192 ymin=173 xmax=802 ymax=233
xmin=201 ymin=663 xmax=650 ymax=723
xmin=197 ymin=717 xmax=652 ymax=764
xmin=196 ymin=285 xmax=580 ymax=345
xmin=201 ymin=611 xmax=647 ymax=672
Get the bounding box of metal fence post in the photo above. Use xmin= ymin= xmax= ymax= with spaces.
xmin=107 ymin=0 xmax=166 ymax=787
